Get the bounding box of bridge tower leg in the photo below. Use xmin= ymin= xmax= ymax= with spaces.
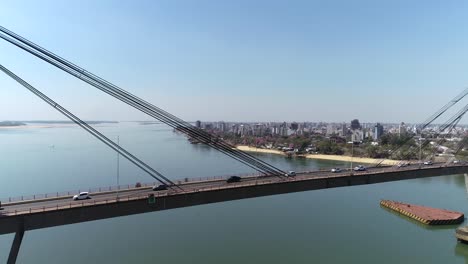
xmin=7 ymin=223 xmax=25 ymax=264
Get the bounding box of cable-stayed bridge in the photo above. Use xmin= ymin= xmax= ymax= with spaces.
xmin=1 ymin=26 xmax=468 ymax=263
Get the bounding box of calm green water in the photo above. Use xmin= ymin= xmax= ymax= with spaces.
xmin=0 ymin=122 xmax=468 ymax=263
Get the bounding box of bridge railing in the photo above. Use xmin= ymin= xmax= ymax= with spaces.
xmin=1 ymin=164 xmax=465 ymax=216
xmin=1 ymin=185 xmax=155 ymax=204
xmin=1 ymin=175 xmax=282 ymax=216
xmin=5 ymin=163 xmax=454 ymax=205
xmin=0 ymin=167 xmax=383 ymax=203
xmin=0 ymin=172 xmax=263 ymax=204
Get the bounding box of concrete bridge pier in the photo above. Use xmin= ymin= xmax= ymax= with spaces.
xmin=7 ymin=221 xmax=25 ymax=264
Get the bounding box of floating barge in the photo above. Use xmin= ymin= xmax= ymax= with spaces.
xmin=380 ymin=200 xmax=464 ymax=225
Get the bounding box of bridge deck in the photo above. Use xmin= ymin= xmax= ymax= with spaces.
xmin=0 ymin=164 xmax=466 ymax=236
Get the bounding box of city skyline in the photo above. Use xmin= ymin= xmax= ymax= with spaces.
xmin=1 ymin=1 xmax=468 ymax=123
xmin=1 ymin=2 xmax=468 ymax=262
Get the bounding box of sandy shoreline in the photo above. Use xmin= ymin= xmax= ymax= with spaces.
xmin=236 ymin=145 xmax=400 ymax=165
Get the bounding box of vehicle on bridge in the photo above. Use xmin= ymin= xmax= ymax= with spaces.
xmin=354 ymin=165 xmax=366 ymax=171
xmin=397 ymin=162 xmax=410 ymax=168
xmin=331 ymin=168 xmax=342 ymax=173
xmin=226 ymin=176 xmax=241 ymax=183
xmin=287 ymin=171 xmax=296 ymax=177
xmin=424 ymin=161 xmax=433 ymax=165
xmin=73 ymin=192 xmax=91 ymax=201
xmin=152 ymin=184 xmax=168 ymax=191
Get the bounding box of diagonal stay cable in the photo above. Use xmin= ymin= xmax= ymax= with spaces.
xmin=417 ymin=105 xmax=468 ymax=162
xmin=0 ymin=33 xmax=280 ymax=177
xmin=406 ymin=113 xmax=466 ymax=165
xmin=0 ymin=26 xmax=287 ymax=177
xmin=419 ymin=87 xmax=468 ymax=130
xmin=0 ymin=64 xmax=182 ymax=190
xmin=0 ymin=32 xmax=278 ymax=176
xmin=399 ymin=104 xmax=468 ymax=165
xmin=373 ymin=88 xmax=468 ymax=167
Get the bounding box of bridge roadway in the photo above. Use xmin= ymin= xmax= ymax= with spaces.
xmin=0 ymin=163 xmax=467 ymax=236
xmin=0 ymin=163 xmax=438 ymax=213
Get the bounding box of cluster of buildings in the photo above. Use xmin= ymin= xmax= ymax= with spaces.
xmin=196 ymin=121 xmax=299 ymax=137
xmin=194 ymin=120 xmax=467 ymax=144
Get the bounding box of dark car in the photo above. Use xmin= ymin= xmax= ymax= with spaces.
xmin=226 ymin=176 xmax=241 ymax=183
xmin=152 ymin=184 xmax=168 ymax=191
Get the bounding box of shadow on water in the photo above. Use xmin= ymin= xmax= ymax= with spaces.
xmin=380 ymin=205 xmax=464 ymax=231
xmin=190 ymin=143 xmax=213 ymax=153
xmin=455 ymin=242 xmax=468 ymax=264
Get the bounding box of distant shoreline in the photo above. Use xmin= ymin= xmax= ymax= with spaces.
xmin=0 ymin=124 xmax=74 ymax=129
xmin=20 ymin=121 xmax=118 ymax=124
xmin=0 ymin=121 xmax=118 ymax=129
xmin=0 ymin=121 xmax=26 ymax=127
xmin=235 ymin=145 xmax=400 ymax=165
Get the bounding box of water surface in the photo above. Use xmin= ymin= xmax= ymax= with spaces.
xmin=0 ymin=123 xmax=467 ymax=263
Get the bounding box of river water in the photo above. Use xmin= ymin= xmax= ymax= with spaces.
xmin=0 ymin=122 xmax=467 ymax=263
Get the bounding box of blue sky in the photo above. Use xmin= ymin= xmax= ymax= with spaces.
xmin=1 ymin=0 xmax=468 ymax=123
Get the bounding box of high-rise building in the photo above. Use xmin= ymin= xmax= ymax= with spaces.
xmin=298 ymin=123 xmax=305 ymax=134
xmin=339 ymin=123 xmax=347 ymax=137
xmin=272 ymin=125 xmax=279 ymax=135
xmin=351 ymin=129 xmax=364 ymax=142
xmin=204 ymin=123 xmax=213 ymax=130
xmin=239 ymin=124 xmax=246 ymax=137
xmin=219 ymin=121 xmax=226 ymax=132
xmin=279 ymin=122 xmax=288 ymax=137
xmin=374 ymin=123 xmax=384 ymax=140
xmin=290 ymin=122 xmax=298 ymax=130
xmin=399 ymin=122 xmax=407 ymax=136
xmin=326 ymin=124 xmax=335 ymax=136
xmin=351 ymin=119 xmax=361 ymax=130
xmin=253 ymin=123 xmax=265 ymax=136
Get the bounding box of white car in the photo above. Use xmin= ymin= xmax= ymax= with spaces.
xmin=453 ymin=160 xmax=460 ymax=164
xmin=287 ymin=171 xmax=296 ymax=177
xmin=354 ymin=165 xmax=366 ymax=171
xmin=331 ymin=168 xmax=342 ymax=173
xmin=423 ymin=161 xmax=433 ymax=165
xmin=73 ymin=192 xmax=91 ymax=201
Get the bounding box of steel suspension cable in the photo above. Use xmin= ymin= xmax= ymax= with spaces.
xmin=396 ymin=104 xmax=468 ymax=165
xmin=0 ymin=64 xmax=181 ymax=190
xmin=373 ymin=89 xmax=468 ymax=167
xmin=0 ymin=27 xmax=287 ymax=177
xmin=0 ymin=28 xmax=283 ymax=175
xmin=416 ymin=105 xmax=468 ymax=162
xmin=419 ymin=88 xmax=468 ymax=130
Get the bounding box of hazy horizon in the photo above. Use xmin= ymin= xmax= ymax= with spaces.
xmin=2 ymin=1 xmax=468 ymax=123
xmin=2 ymin=119 xmax=467 ymax=126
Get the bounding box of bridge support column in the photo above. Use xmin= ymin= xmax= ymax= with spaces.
xmin=7 ymin=222 xmax=25 ymax=264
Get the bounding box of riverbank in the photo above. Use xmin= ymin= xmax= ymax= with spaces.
xmin=0 ymin=124 xmax=68 ymax=129
xmin=236 ymin=145 xmax=400 ymax=166
xmin=0 ymin=123 xmax=110 ymax=129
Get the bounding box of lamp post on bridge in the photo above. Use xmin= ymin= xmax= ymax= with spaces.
xmin=348 ymin=141 xmax=354 ymax=171
xmin=419 ymin=137 xmax=422 ymax=168
xmin=117 ymin=135 xmax=120 ymax=201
